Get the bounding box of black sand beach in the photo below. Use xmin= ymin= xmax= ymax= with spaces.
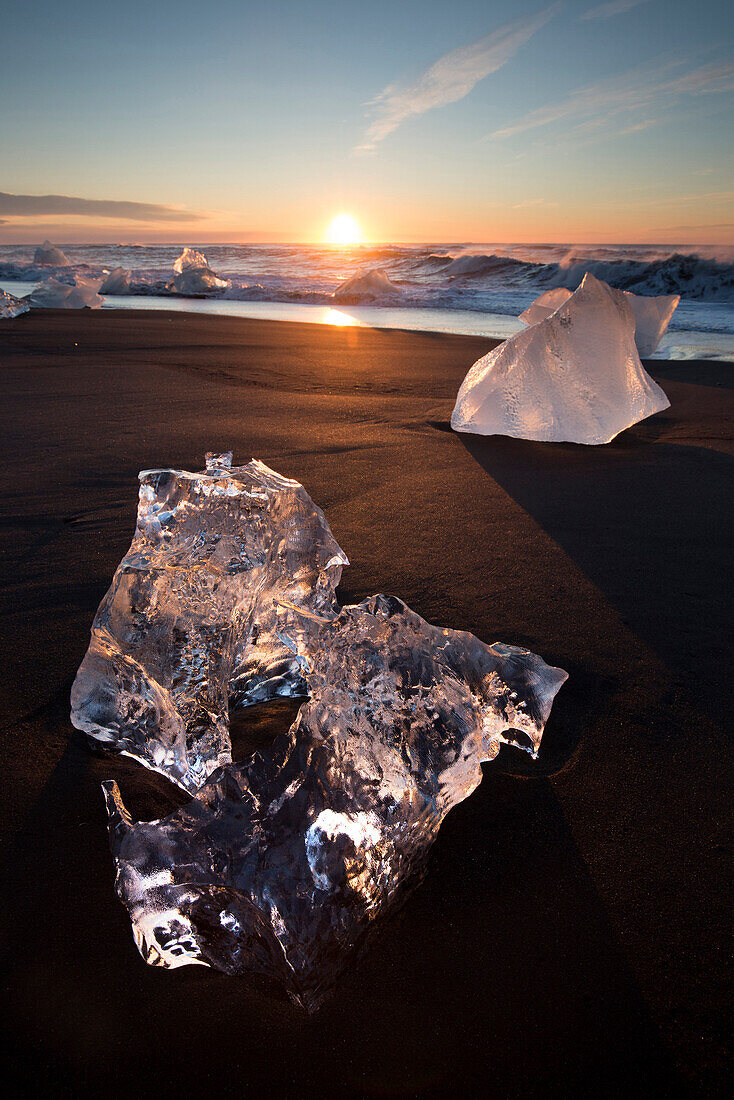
xmin=1 ymin=309 xmax=731 ymax=1097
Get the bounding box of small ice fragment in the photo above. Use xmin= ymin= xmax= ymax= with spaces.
xmin=0 ymin=288 xmax=30 ymax=319
xmin=332 ymin=268 xmax=400 ymax=303
xmin=33 ymin=239 xmax=70 ymax=266
xmin=28 ymin=276 xmax=103 ymax=309
xmin=100 ymin=267 xmax=131 ymax=295
xmin=167 ymin=248 xmax=228 ymax=295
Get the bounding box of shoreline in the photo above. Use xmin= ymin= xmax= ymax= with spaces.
xmin=1 ymin=307 xmax=731 ymax=1096
xmin=3 ymin=281 xmax=734 ymax=360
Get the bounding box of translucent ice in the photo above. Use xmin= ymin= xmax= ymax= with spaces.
xmin=0 ymin=288 xmax=30 ymax=319
xmin=100 ymin=267 xmax=131 ymax=295
xmin=627 ymin=290 xmax=680 ymax=356
xmin=33 ymin=239 xmax=70 ymax=266
xmin=101 ymin=594 xmax=567 ymax=1009
xmin=520 ymin=284 xmax=680 ymax=356
xmin=453 ymin=272 xmax=670 ymax=445
xmin=71 ymin=453 xmax=347 ymax=793
xmin=332 ymin=268 xmax=400 ymax=303
xmin=519 ymin=287 xmax=572 ymax=326
xmin=28 ymin=276 xmax=103 ymax=309
xmin=168 ymin=248 xmax=228 ymax=295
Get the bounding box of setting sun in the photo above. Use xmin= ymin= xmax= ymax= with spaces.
xmin=325 ymin=213 xmax=363 ymax=245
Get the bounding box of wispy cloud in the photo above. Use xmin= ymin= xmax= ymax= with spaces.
xmin=619 ymin=117 xmax=659 ymax=134
xmin=355 ymin=4 xmax=562 ymax=154
xmin=580 ymin=0 xmax=651 ymax=22
xmin=491 ymin=59 xmax=734 ymax=141
xmin=0 ymin=192 xmax=204 ymax=222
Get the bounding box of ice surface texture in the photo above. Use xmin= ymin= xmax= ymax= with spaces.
xmin=168 ymin=248 xmax=229 ymax=295
xmin=0 ymin=288 xmax=30 ymax=319
xmin=33 ymin=239 xmax=70 ymax=266
xmin=28 ymin=276 xmax=103 ymax=309
xmin=453 ymin=272 xmax=670 ymax=445
xmin=520 ymin=283 xmax=680 ymax=356
xmin=71 ymin=453 xmax=347 ymax=793
xmin=102 ymin=593 xmax=567 ymax=1009
xmin=332 ymin=268 xmax=401 ymax=303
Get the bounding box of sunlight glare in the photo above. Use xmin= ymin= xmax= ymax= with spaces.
xmin=325 ymin=213 xmax=363 ymax=245
xmin=322 ymin=308 xmax=362 ymax=327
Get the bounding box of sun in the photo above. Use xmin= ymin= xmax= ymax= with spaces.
xmin=325 ymin=213 xmax=363 ymax=245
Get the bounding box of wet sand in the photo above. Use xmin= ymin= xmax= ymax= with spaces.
xmin=1 ymin=309 xmax=731 ymax=1097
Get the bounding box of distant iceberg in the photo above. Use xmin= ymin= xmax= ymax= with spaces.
xmin=33 ymin=240 xmax=70 ymax=266
xmin=332 ymin=268 xmax=401 ymax=303
xmin=100 ymin=267 xmax=131 ymax=295
xmin=167 ymin=248 xmax=228 ymax=295
xmin=29 ymin=276 xmax=103 ymax=309
xmin=0 ymin=288 xmax=30 ymax=319
xmin=520 ymin=282 xmax=680 ymax=356
xmin=452 ymin=272 xmax=670 ymax=445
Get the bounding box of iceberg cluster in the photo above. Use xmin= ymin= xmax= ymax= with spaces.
xmin=453 ymin=273 xmax=670 ymax=445
xmin=33 ymin=239 xmax=70 ymax=266
xmin=74 ymin=454 xmax=567 ymax=1006
xmin=28 ymin=275 xmax=103 ymax=309
xmin=520 ymin=282 xmax=680 ymax=357
xmin=168 ymin=248 xmax=228 ymax=295
xmin=71 ymin=453 xmax=347 ymax=793
xmin=332 ymin=268 xmax=401 ymax=303
xmin=0 ymin=288 xmax=30 ymax=319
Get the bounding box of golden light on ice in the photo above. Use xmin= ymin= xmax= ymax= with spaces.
xmin=325 ymin=213 xmax=363 ymax=245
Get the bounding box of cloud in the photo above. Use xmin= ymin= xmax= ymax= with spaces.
xmin=619 ymin=118 xmax=659 ymax=134
xmin=355 ymin=4 xmax=562 ymax=153
xmin=580 ymin=0 xmax=651 ymax=21
xmin=0 ymin=192 xmax=204 ymax=222
xmin=491 ymin=59 xmax=734 ymax=140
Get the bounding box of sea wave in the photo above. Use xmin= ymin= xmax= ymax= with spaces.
xmin=1 ymin=242 xmax=732 ymax=320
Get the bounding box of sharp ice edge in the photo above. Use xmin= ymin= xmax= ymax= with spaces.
xmin=332 ymin=268 xmax=401 ymax=303
xmin=167 ymin=248 xmax=229 ymax=295
xmin=452 ymin=271 xmax=670 ymax=445
xmin=519 ymin=279 xmax=680 ymax=356
xmin=28 ymin=274 xmax=104 ymax=309
xmin=102 ymin=594 xmax=567 ymax=1010
xmin=70 ymin=454 xmax=347 ymax=793
xmin=0 ymin=288 xmax=30 ymax=319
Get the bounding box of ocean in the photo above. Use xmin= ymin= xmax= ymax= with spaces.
xmin=2 ymin=241 xmax=734 ymax=359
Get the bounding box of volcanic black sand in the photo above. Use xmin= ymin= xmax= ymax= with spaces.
xmin=0 ymin=309 xmax=731 ymax=1098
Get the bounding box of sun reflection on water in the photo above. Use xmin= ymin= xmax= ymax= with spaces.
xmin=322 ymin=308 xmax=363 ymax=327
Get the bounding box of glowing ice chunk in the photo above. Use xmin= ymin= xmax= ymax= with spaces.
xmin=101 ymin=594 xmax=566 ymax=1009
xmin=0 ymin=288 xmax=30 ymax=319
xmin=100 ymin=267 xmax=131 ymax=294
xmin=454 ymin=272 xmax=670 ymax=445
xmin=71 ymin=453 xmax=347 ymax=792
xmin=168 ymin=248 xmax=228 ymax=295
xmin=33 ymin=239 xmax=70 ymax=266
xmin=28 ymin=276 xmax=102 ymax=309
xmin=332 ymin=268 xmax=400 ymax=303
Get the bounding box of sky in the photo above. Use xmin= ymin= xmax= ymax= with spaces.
xmin=1 ymin=0 xmax=733 ymax=244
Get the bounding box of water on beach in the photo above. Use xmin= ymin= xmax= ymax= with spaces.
xmin=2 ymin=241 xmax=734 ymax=359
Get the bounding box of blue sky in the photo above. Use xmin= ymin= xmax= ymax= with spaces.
xmin=1 ymin=0 xmax=732 ymax=242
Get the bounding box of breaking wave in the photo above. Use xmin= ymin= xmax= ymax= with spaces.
xmin=1 ymin=242 xmax=733 ymax=335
